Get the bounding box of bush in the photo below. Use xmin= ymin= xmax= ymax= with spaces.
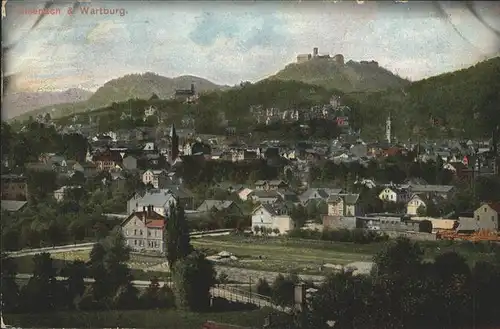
xmin=256 ymin=278 xmax=272 ymax=297
xmin=271 ymin=274 xmax=296 ymax=307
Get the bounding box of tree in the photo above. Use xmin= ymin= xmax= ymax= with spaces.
xmin=139 ymin=277 xmax=162 ymax=309
xmin=171 ymin=251 xmax=216 ymax=311
xmin=113 ymin=283 xmax=139 ymax=310
xmin=416 ymin=204 xmax=427 ymax=216
xmin=256 ymin=278 xmax=272 ymax=297
xmin=271 ymin=274 xmax=296 ymax=307
xmin=419 ymin=220 xmax=433 ymax=233
xmin=372 ymin=237 xmax=424 ymax=277
xmin=1 ymin=252 xmax=20 ymax=312
xmin=165 ymin=201 xmax=194 ymax=269
xmin=290 ymin=204 xmax=307 ymax=228
xmin=20 ymin=252 xmax=61 ymax=312
xmin=61 ymin=260 xmax=87 ymax=308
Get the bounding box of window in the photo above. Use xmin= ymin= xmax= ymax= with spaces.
xmin=476 ymin=216 xmax=480 ymax=221
xmin=493 ymin=216 xmax=495 ymax=222
xmin=139 ymin=229 xmax=143 ymax=236
xmin=134 ymin=240 xmax=137 ymax=245
xmin=134 ymin=229 xmax=137 ymax=235
xmin=484 ymin=208 xmax=487 ymax=212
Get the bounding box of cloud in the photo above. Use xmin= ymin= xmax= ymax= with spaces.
xmin=86 ymin=20 xmax=125 ymax=43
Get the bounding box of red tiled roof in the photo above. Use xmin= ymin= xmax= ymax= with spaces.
xmin=146 ymin=219 xmax=165 ymax=229
xmin=122 ymin=211 xmax=166 ymax=228
xmin=487 ymin=202 xmax=500 ymax=213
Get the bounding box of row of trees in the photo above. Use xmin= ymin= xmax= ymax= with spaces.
xmin=266 ymin=238 xmax=500 ymax=329
xmin=1 ymin=171 xmax=145 ymax=251
xmin=2 ymin=201 xmax=217 ymax=314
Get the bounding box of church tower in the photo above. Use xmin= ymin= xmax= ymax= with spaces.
xmin=170 ymin=123 xmax=179 ymax=163
xmin=386 ymin=114 xmax=392 ymax=144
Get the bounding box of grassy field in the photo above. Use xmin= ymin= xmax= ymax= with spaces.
xmin=193 ymin=236 xmax=378 ymax=274
xmin=4 ymin=308 xmax=272 ymax=329
xmin=193 ymin=235 xmax=500 ymax=272
xmin=13 ymin=251 xmax=169 ymax=282
xmin=11 ymin=235 xmax=499 ymax=279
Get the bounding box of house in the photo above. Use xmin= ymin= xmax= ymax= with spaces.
xmin=121 ymin=206 xmax=166 ymax=252
xmin=1 ymin=200 xmax=28 ymax=212
xmin=73 ymin=162 xmax=98 ymax=177
xmin=143 ymin=105 xmax=157 ymax=119
xmin=378 ymin=187 xmax=410 ymax=203
xmin=1 ymin=174 xmax=29 ymax=201
xmin=326 ymin=194 xmax=361 ymax=217
xmin=251 ymin=204 xmax=294 ymax=235
xmin=165 ymin=185 xmax=195 ymax=210
xmin=122 ymin=155 xmax=138 ymax=171
xmin=196 ymin=200 xmax=243 ymax=217
xmin=53 ymin=185 xmax=83 ymax=202
xmin=406 ymin=194 xmax=427 ymax=216
xmin=473 ymin=202 xmax=500 ymax=232
xmin=127 ymin=189 xmax=179 ymax=216
xmin=92 ymin=149 xmax=123 ymax=171
xmin=142 ymin=169 xmax=169 ymax=189
xmin=254 ymin=180 xmax=288 ymax=191
xmin=249 ymin=190 xmax=280 ymax=204
xmin=277 ymin=190 xmax=300 ymax=204
xmin=299 ymin=188 xmax=343 ymax=205
xmin=409 ymin=184 xmax=455 ymax=199
xmin=237 ymin=187 xmax=254 ymax=201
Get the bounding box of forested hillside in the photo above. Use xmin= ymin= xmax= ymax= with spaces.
xmin=354 ymin=56 xmax=500 ymax=139
xmin=268 ymin=58 xmax=410 ymax=92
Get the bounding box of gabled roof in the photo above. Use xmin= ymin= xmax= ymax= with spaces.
xmin=253 ymin=203 xmax=278 ymax=216
xmin=133 ymin=189 xmax=176 ymax=207
xmin=410 ymin=184 xmax=454 ymax=193
xmin=485 ymin=202 xmax=500 ymax=213
xmin=122 ymin=210 xmax=166 ymax=229
xmin=197 ymin=200 xmax=236 ymax=212
xmin=251 ymin=190 xmax=279 ymax=199
xmin=1 ymin=200 xmax=28 ymax=212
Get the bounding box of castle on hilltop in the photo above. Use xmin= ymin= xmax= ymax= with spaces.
xmin=296 ymin=47 xmax=345 ymax=64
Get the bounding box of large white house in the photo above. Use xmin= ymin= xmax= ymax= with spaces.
xmin=251 ymin=204 xmax=294 ymax=235
xmin=378 ymin=187 xmax=410 ymax=203
xmin=142 ymin=169 xmax=168 ymax=188
xmin=127 ymin=189 xmax=177 ymax=216
xmin=406 ymin=194 xmax=427 ymax=215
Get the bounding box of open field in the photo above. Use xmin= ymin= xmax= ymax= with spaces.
xmin=192 ymin=236 xmax=377 ymax=274
xmin=4 ymin=308 xmax=272 ymax=329
xmin=13 ymin=252 xmax=169 ymax=282
xmin=10 ymin=235 xmax=499 ymax=283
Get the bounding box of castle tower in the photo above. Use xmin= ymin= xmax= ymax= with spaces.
xmin=170 ymin=123 xmax=179 ymax=163
xmin=313 ymin=47 xmax=318 ymax=57
xmin=386 ymin=114 xmax=392 ymax=144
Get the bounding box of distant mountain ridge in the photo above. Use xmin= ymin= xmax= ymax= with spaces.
xmin=8 ymin=73 xmax=229 ymax=121
xmin=88 ymin=72 xmax=229 ymax=105
xmin=267 ymin=55 xmax=410 ymax=92
xmin=3 ymin=88 xmax=93 ymax=120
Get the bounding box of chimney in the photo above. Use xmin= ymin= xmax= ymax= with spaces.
xmin=142 ymin=206 xmax=147 ymax=222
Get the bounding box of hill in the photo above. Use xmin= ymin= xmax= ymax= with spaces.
xmin=88 ymin=72 xmax=228 ymax=105
xmin=2 ymin=88 xmax=93 ymax=120
xmin=267 ymin=57 xmax=410 ymax=92
xmin=9 ymin=73 xmax=228 ymax=122
xmin=354 ymin=56 xmax=500 ymax=139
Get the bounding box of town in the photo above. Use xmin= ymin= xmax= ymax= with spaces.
xmin=2 ymin=2 xmax=500 ymax=329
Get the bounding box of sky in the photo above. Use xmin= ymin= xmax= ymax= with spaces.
xmin=2 ymin=0 xmax=500 ymax=93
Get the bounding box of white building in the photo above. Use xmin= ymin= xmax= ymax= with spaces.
xmin=251 ymin=204 xmax=294 ymax=235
